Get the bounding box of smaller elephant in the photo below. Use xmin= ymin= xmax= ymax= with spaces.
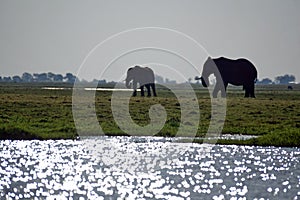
xmin=125 ymin=66 xmax=157 ymax=97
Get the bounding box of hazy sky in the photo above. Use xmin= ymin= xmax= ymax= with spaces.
xmin=0 ymin=1 xmax=299 ymax=82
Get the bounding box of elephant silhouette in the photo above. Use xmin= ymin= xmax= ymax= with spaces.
xmin=196 ymin=57 xmax=258 ymax=98
xmin=125 ymin=66 xmax=157 ymax=97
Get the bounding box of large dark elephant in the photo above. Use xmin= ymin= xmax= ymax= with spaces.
xmin=125 ymin=66 xmax=157 ymax=97
xmin=196 ymin=57 xmax=258 ymax=98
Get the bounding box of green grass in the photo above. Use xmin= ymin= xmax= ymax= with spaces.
xmin=0 ymin=83 xmax=299 ymax=146
xmin=0 ymin=83 xmax=76 ymax=140
xmin=216 ymin=129 xmax=300 ymax=147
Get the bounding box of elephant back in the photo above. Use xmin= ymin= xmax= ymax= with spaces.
xmin=135 ymin=66 xmax=155 ymax=85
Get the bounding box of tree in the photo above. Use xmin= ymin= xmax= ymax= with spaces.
xmin=33 ymin=73 xmax=49 ymax=82
xmin=47 ymin=72 xmax=56 ymax=81
xmin=3 ymin=77 xmax=12 ymax=82
xmin=64 ymin=73 xmax=76 ymax=83
xmin=22 ymin=72 xmax=34 ymax=82
xmin=98 ymin=79 xmax=106 ymax=84
xmin=274 ymin=74 xmax=295 ymax=84
xmin=165 ymin=78 xmax=176 ymax=84
xmin=257 ymin=78 xmax=273 ymax=85
xmin=155 ymin=74 xmax=164 ymax=84
xmin=12 ymin=76 xmax=22 ymax=83
xmin=53 ymin=74 xmax=63 ymax=82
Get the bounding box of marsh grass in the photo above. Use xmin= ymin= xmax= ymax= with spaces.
xmin=0 ymin=83 xmax=299 ymax=146
xmin=0 ymin=83 xmax=76 ymax=139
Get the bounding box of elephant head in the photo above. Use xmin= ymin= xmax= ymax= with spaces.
xmin=125 ymin=67 xmax=134 ymax=88
xmin=195 ymin=76 xmax=208 ymax=87
xmin=200 ymin=57 xmax=216 ymax=88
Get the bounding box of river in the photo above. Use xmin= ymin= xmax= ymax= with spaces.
xmin=0 ymin=136 xmax=299 ymax=199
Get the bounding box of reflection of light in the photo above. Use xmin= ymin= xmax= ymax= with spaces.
xmin=42 ymin=87 xmax=140 ymax=91
xmin=42 ymin=87 xmax=72 ymax=90
xmin=84 ymin=88 xmax=140 ymax=91
xmin=1 ymin=138 xmax=299 ymax=199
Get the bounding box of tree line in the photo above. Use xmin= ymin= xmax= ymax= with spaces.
xmin=0 ymin=72 xmax=297 ymax=85
xmin=256 ymin=74 xmax=296 ymax=85
xmin=0 ymin=72 xmax=77 ymax=83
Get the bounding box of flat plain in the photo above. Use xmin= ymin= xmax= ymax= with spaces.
xmin=0 ymin=83 xmax=299 ymax=147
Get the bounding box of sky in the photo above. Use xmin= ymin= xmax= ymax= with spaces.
xmin=0 ymin=0 xmax=299 ymax=82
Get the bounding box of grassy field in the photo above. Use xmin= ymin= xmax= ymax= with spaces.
xmin=0 ymin=82 xmax=299 ymax=147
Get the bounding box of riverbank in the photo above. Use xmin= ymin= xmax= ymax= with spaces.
xmin=0 ymin=83 xmax=299 ymax=147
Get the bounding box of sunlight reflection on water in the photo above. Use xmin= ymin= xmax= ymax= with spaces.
xmin=0 ymin=137 xmax=299 ymax=199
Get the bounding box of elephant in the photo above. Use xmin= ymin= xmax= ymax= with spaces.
xmin=125 ymin=66 xmax=157 ymax=97
xmin=196 ymin=57 xmax=258 ymax=98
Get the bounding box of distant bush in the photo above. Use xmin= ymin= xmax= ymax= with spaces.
xmin=0 ymin=72 xmax=78 ymax=83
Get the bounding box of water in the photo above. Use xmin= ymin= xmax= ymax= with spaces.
xmin=0 ymin=136 xmax=299 ymax=199
xmin=42 ymin=87 xmax=140 ymax=92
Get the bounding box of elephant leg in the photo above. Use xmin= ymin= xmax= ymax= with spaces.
xmin=212 ymin=86 xmax=219 ymax=98
xmin=250 ymin=84 xmax=255 ymax=98
xmin=213 ymin=82 xmax=226 ymax=98
xmin=145 ymin=84 xmax=151 ymax=96
xmin=221 ymin=83 xmax=228 ymax=98
xmin=140 ymin=85 xmax=145 ymax=96
xmin=151 ymin=83 xmax=157 ymax=97
xmin=132 ymin=90 xmax=137 ymax=97
xmin=244 ymin=85 xmax=250 ymax=98
xmin=132 ymin=81 xmax=138 ymax=97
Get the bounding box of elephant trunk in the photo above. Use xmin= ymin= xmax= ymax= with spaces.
xmin=201 ymin=77 xmax=209 ymax=87
xmin=125 ymin=79 xmax=131 ymax=88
